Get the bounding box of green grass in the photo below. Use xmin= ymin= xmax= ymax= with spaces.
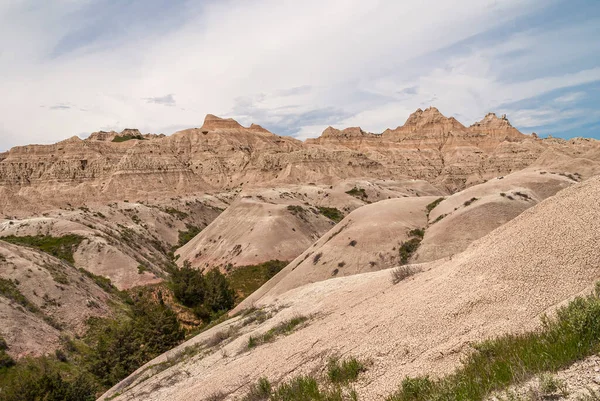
xmin=162 ymin=207 xmax=189 ymax=220
xmin=1 ymin=234 xmax=84 ymax=264
xmin=317 ymin=207 xmax=344 ymax=223
xmin=178 ymin=224 xmax=202 ymax=247
xmin=0 ymin=278 xmax=40 ymax=314
xmin=426 ymin=198 xmax=445 ymax=216
xmin=248 ymin=316 xmax=309 ymax=349
xmin=228 ymin=260 xmax=288 ymax=303
xmin=386 ymin=283 xmax=600 ymax=401
xmin=112 ymin=134 xmax=145 ymax=142
xmin=244 ymin=356 xmax=366 ymax=400
xmin=327 ymin=357 xmax=367 ymax=384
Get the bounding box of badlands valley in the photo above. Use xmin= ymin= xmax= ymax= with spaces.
xmin=0 ymin=107 xmax=600 ymax=401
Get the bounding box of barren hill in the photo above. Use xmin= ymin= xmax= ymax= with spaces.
xmin=101 ymin=173 xmax=600 ymax=401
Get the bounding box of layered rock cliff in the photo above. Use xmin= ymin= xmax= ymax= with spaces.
xmin=0 ymin=109 xmax=598 ymax=214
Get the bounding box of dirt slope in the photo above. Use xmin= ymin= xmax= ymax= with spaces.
xmin=101 ymin=175 xmax=600 ymax=401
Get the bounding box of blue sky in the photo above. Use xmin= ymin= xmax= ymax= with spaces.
xmin=0 ymin=0 xmax=598 ymax=150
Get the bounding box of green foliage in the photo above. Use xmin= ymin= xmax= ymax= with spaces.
xmin=112 ymin=134 xmax=145 ymax=142
xmin=1 ymin=234 xmax=84 ymax=264
xmin=408 ymin=228 xmax=425 ymax=239
xmin=162 ymin=207 xmax=189 ymax=220
xmin=463 ymin=197 xmax=479 ymax=207
xmin=228 ymin=260 xmax=287 ymax=303
xmin=0 ymin=350 xmax=15 ymax=368
xmin=0 ymin=278 xmax=39 ymax=314
xmin=386 ymin=286 xmax=600 ymax=401
xmin=287 ymin=205 xmax=305 ymax=216
xmin=327 ymin=357 xmax=366 ymax=384
xmin=398 ymin=238 xmax=422 ymax=265
xmin=85 ymin=296 xmax=184 ymax=387
xmin=0 ymin=357 xmax=96 ymax=401
xmin=244 ymin=356 xmax=366 ymax=400
xmin=178 ymin=224 xmax=202 ymax=247
xmin=346 ymin=187 xmax=368 ymax=200
xmin=0 ymin=335 xmax=7 ymax=351
xmin=317 ymin=207 xmax=344 ymax=222
xmin=426 ymin=198 xmax=444 ymax=215
xmin=431 ymin=213 xmax=447 ymax=224
xmin=170 ymin=264 xmax=235 ymax=321
xmin=248 ymin=316 xmax=309 ymax=349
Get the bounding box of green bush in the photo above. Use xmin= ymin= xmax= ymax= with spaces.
xmin=85 ymin=297 xmax=184 ymax=387
xmin=170 ymin=263 xmax=235 ymax=320
xmin=178 ymin=225 xmax=202 ymax=247
xmin=317 ymin=207 xmax=344 ymax=222
xmin=399 ymin=238 xmax=421 ymax=265
xmin=426 ymin=198 xmax=444 ymax=216
xmin=346 ymin=187 xmax=368 ymax=200
xmin=327 ymin=357 xmax=366 ymax=384
xmin=112 ymin=134 xmax=145 ymax=142
xmin=0 ymin=357 xmax=96 ymax=401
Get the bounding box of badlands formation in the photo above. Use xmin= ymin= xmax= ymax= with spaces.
xmin=1 ymin=107 xmax=600 ymax=400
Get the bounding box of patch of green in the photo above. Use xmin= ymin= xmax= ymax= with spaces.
xmin=386 ymin=283 xmax=600 ymax=401
xmin=0 ymin=357 xmax=96 ymax=401
xmin=137 ymin=264 xmax=149 ymax=274
xmin=287 ymin=205 xmax=306 ymax=216
xmin=317 ymin=207 xmax=344 ymax=223
xmin=1 ymin=234 xmax=84 ymax=264
xmin=431 ymin=213 xmax=448 ymax=224
xmin=327 ymin=357 xmax=367 ymax=384
xmin=408 ymin=228 xmax=424 ymax=239
xmin=426 ymin=198 xmax=444 ymax=216
xmin=43 ymin=262 xmax=69 ymax=284
xmin=0 ymin=278 xmax=39 ymax=314
xmin=162 ymin=207 xmax=189 ymax=220
xmin=228 ymin=260 xmax=288 ymax=303
xmin=398 ymin=236 xmax=422 ymax=265
xmin=346 ymin=187 xmax=368 ymax=200
xmin=84 ymin=295 xmax=184 ymax=387
xmin=463 ymin=197 xmax=479 ymax=207
xmin=178 ymin=224 xmax=202 ymax=247
xmin=170 ymin=262 xmax=235 ymax=322
xmin=248 ymin=316 xmax=309 ymax=349
xmin=112 ymin=134 xmax=146 ymax=142
xmin=391 ymin=266 xmax=421 ymax=284
xmin=244 ymin=356 xmax=366 ymax=400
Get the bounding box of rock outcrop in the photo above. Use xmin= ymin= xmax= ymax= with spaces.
xmin=1 ymin=109 xmax=598 ymax=215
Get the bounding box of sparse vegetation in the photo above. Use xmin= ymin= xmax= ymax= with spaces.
xmin=287 ymin=205 xmax=306 ymax=216
xmin=313 ymin=252 xmax=323 ymax=264
xmin=244 ymin=355 xmax=366 ymax=400
xmin=178 ymin=224 xmax=202 ymax=247
xmin=391 ymin=266 xmax=421 ymax=284
xmin=346 ymin=187 xmax=368 ymax=200
xmin=431 ymin=213 xmax=448 ymax=224
xmin=327 ymin=356 xmax=367 ymax=384
xmin=112 ymin=134 xmax=146 ymax=142
xmin=162 ymin=207 xmax=189 ymax=220
xmin=317 ymin=207 xmax=344 ymax=222
xmin=348 ymin=240 xmax=357 ymax=247
xmin=248 ymin=315 xmax=309 ymax=349
xmin=386 ymin=283 xmax=600 ymax=401
xmin=463 ymin=197 xmax=479 ymax=207
xmin=426 ymin=198 xmax=444 ymax=217
xmin=228 ymin=260 xmax=288 ymax=303
xmin=1 ymin=234 xmax=84 ymax=264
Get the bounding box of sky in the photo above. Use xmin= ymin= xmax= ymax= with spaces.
xmin=0 ymin=0 xmax=599 ymax=151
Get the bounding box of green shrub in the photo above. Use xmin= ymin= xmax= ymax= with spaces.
xmin=398 ymin=238 xmax=421 ymax=265
xmin=112 ymin=134 xmax=146 ymax=142
xmin=1 ymin=235 xmax=84 ymax=264
xmin=317 ymin=207 xmax=344 ymax=222
xmin=463 ymin=197 xmax=479 ymax=207
xmin=391 ymin=266 xmax=421 ymax=284
xmin=248 ymin=316 xmax=309 ymax=349
xmin=178 ymin=225 xmax=202 ymax=247
xmin=327 ymin=357 xmax=366 ymax=384
xmin=346 ymin=187 xmax=368 ymax=200
xmin=0 ymin=350 xmax=15 ymax=368
xmin=426 ymin=198 xmax=444 ymax=216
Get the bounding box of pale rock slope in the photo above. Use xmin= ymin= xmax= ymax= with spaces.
xmin=414 ymin=168 xmax=577 ymax=263
xmin=101 ymin=175 xmax=600 ymax=401
xmin=0 ymin=242 xmax=119 ymax=358
xmin=176 ymin=179 xmax=444 ymax=270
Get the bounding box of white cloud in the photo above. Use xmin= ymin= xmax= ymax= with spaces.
xmin=0 ymin=0 xmax=598 ymax=151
